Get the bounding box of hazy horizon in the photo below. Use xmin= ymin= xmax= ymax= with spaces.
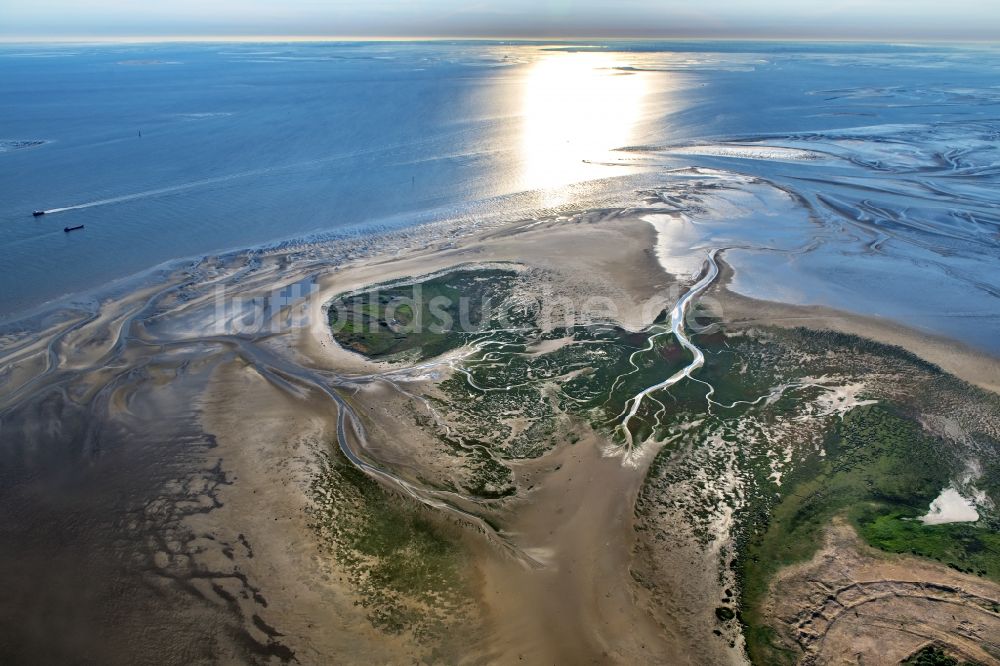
xmin=2 ymin=0 xmax=998 ymax=42
xmin=3 ymin=36 xmax=1000 ymax=45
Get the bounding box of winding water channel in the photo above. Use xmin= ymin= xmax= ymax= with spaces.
xmin=617 ymin=249 xmax=720 ymax=447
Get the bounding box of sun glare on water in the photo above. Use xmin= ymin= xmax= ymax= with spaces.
xmin=519 ymin=52 xmax=649 ymax=198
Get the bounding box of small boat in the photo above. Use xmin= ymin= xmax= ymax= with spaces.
xmin=64 ymin=225 xmax=84 ymax=233
xmin=32 ymin=210 xmax=45 ymax=217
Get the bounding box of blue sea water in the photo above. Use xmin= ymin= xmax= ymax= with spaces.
xmin=1 ymin=41 xmax=998 ymax=351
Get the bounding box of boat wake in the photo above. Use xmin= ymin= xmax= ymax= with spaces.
xmin=39 ymin=169 xmax=276 ymax=214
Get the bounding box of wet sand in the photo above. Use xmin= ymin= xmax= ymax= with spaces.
xmin=764 ymin=518 xmax=1000 ymax=665
xmin=197 ymin=361 xmax=422 ymax=663
xmin=1 ymin=200 xmax=998 ymax=663
xmin=472 ymin=432 xmax=676 ymax=664
xmin=712 ymin=258 xmax=1000 ymax=395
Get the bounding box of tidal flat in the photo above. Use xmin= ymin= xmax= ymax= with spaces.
xmin=325 ymin=256 xmax=1000 ymax=664
xmin=2 ymin=186 xmax=999 ymax=664
xmin=2 ymin=41 xmax=1000 ymax=665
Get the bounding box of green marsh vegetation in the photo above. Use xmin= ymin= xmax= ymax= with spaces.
xmin=692 ymin=330 xmax=998 ymax=665
xmin=857 ymin=511 xmax=1000 ymax=580
xmin=327 ymin=269 xmax=1000 ymax=662
xmin=328 ymin=267 xmax=700 ymax=489
xmin=628 ymin=326 xmax=1000 ymax=664
xmin=739 ymin=404 xmax=963 ymax=664
xmin=307 ymin=444 xmax=473 ymax=643
xmin=327 ymin=268 xmax=523 ymax=361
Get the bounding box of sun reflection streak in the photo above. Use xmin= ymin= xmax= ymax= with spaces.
xmin=519 ymin=52 xmax=649 ymax=198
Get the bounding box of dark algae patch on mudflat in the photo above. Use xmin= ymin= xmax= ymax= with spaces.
xmin=328 ymin=268 xmax=521 ymax=361
xmin=902 ymin=644 xmax=978 ymax=666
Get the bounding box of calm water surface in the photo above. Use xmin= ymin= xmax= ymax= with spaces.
xmin=2 ymin=41 xmax=998 ymax=350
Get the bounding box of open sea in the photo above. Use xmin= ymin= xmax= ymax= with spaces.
xmin=2 ymin=40 xmax=999 ymax=351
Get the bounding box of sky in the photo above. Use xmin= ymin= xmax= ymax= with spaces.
xmin=1 ymin=0 xmax=998 ymax=41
